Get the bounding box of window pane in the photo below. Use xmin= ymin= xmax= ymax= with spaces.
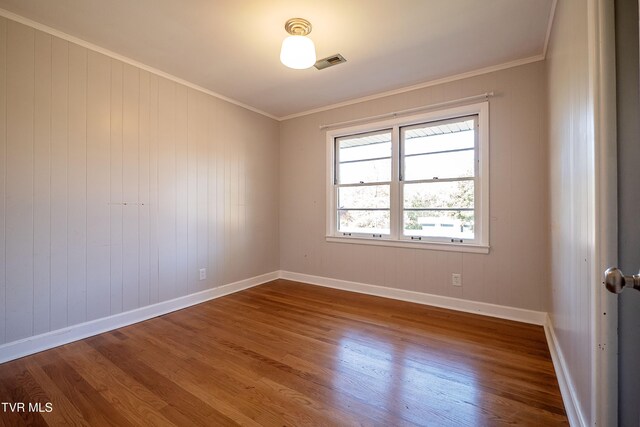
xmin=339 ymin=210 xmax=390 ymax=235
xmin=337 ymin=130 xmax=391 ymax=184
xmin=403 ymin=119 xmax=475 ymax=155
xmin=339 ymin=139 xmax=391 ymax=162
xmin=404 ymin=149 xmax=474 ymax=181
xmin=339 ymin=185 xmax=390 ymax=209
xmin=339 ymin=158 xmax=391 ymax=184
xmin=404 ymin=210 xmax=474 ymax=239
xmin=403 ymin=181 xmax=474 ymax=209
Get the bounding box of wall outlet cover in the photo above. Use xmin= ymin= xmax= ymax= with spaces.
xmin=452 ymin=273 xmax=462 ymax=286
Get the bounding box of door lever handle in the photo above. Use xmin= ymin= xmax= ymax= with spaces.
xmin=604 ymin=267 xmax=640 ymax=294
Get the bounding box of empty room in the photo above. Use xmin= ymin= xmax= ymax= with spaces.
xmin=0 ymin=0 xmax=638 ymax=426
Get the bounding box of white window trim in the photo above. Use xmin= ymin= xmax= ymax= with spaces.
xmin=325 ymin=101 xmax=490 ymax=254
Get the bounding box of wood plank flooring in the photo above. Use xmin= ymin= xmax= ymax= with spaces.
xmin=0 ymin=279 xmax=568 ymax=426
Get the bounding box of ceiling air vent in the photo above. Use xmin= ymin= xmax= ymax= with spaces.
xmin=314 ymin=54 xmax=347 ymax=70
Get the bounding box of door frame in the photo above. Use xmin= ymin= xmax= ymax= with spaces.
xmin=588 ymin=0 xmax=618 ymax=425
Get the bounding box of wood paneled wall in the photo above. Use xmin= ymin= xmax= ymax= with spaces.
xmin=546 ymin=0 xmax=593 ymax=422
xmin=0 ymin=17 xmax=280 ymax=346
xmin=279 ymin=61 xmax=549 ymax=313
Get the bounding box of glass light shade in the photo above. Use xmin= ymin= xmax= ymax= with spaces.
xmin=280 ymin=35 xmax=316 ymax=69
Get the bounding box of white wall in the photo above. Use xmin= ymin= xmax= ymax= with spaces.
xmin=280 ymin=61 xmax=549 ymax=312
xmin=0 ymin=17 xmax=280 ymax=346
xmin=546 ymin=0 xmax=593 ymax=422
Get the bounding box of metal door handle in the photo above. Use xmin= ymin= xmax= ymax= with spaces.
xmin=604 ymin=267 xmax=640 ymax=294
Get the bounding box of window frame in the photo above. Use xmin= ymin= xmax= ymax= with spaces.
xmin=334 ymin=128 xmax=393 ymax=238
xmin=326 ymin=102 xmax=490 ymax=254
xmin=399 ymin=114 xmax=479 ymax=245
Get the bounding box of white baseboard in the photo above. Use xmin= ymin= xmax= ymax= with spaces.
xmin=2 ymin=268 xmax=578 ymax=427
xmin=0 ymin=271 xmax=279 ymax=364
xmin=278 ymin=270 xmax=547 ymax=325
xmin=543 ymin=315 xmax=587 ymax=427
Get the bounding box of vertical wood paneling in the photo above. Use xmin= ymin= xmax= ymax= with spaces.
xmin=0 ymin=17 xmax=280 ymax=347
xmin=148 ymin=74 xmax=159 ymax=304
xmin=187 ymin=90 xmax=198 ymax=293
xmin=175 ymin=85 xmax=188 ymax=297
xmin=86 ymin=51 xmax=111 ymax=321
xmin=238 ymin=119 xmax=247 ymax=280
xmin=67 ymin=44 xmax=87 ymax=326
xmin=50 ymin=37 xmax=69 ymax=331
xmin=0 ymin=18 xmax=6 ymax=344
xmin=157 ymin=78 xmax=176 ymax=301
xmin=5 ymin=21 xmax=35 ymax=342
xmin=207 ymin=99 xmax=217 ymax=287
xmin=510 ymin=70 xmax=545 ymax=310
xmin=110 ymin=60 xmax=123 ymax=315
xmin=224 ymin=115 xmax=235 ymax=283
xmin=216 ymin=107 xmax=227 ymax=286
xmin=196 ymin=92 xmax=208 ymax=292
xmin=230 ymin=123 xmax=240 ymax=282
xmin=138 ymin=70 xmax=150 ymax=307
xmin=488 ymin=75 xmax=514 ymax=307
xmin=416 ymin=249 xmax=437 ymax=293
xmin=33 ymin=31 xmax=52 ymax=335
xmin=122 ymin=64 xmax=139 ymax=312
xmin=547 ymin=0 xmax=594 ymax=418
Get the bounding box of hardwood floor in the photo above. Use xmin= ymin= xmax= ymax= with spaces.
xmin=0 ymin=279 xmax=568 ymax=426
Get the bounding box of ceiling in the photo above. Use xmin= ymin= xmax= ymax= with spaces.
xmin=0 ymin=0 xmax=555 ymax=119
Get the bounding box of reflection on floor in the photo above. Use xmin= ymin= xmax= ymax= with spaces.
xmin=0 ymin=279 xmax=568 ymax=426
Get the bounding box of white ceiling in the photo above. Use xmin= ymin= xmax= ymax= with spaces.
xmin=0 ymin=0 xmax=555 ymax=119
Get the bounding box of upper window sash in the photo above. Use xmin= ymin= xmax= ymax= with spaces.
xmin=334 ymin=129 xmax=392 ymax=185
xmin=400 ymin=115 xmax=478 ymax=183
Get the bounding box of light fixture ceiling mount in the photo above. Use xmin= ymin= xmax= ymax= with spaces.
xmin=280 ymin=18 xmax=316 ymax=70
xmin=284 ymin=18 xmax=312 ymax=36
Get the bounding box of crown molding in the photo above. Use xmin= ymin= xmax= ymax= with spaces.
xmin=279 ymin=54 xmax=545 ymax=121
xmin=543 ymin=0 xmax=558 ymax=58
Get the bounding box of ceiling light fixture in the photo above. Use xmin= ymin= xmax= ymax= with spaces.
xmin=280 ymin=18 xmax=316 ymax=70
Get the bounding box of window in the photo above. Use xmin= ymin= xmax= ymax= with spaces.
xmin=335 ymin=130 xmax=392 ymax=236
xmin=326 ymin=102 xmax=489 ymax=253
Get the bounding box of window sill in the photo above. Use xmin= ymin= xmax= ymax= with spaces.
xmin=325 ymin=236 xmax=490 ymax=254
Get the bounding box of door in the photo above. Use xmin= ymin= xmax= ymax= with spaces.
xmin=613 ymin=0 xmax=640 ymax=425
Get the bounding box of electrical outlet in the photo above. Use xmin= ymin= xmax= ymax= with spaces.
xmin=451 ymin=273 xmax=462 ymax=287
xmin=199 ymin=268 xmax=206 ymax=281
